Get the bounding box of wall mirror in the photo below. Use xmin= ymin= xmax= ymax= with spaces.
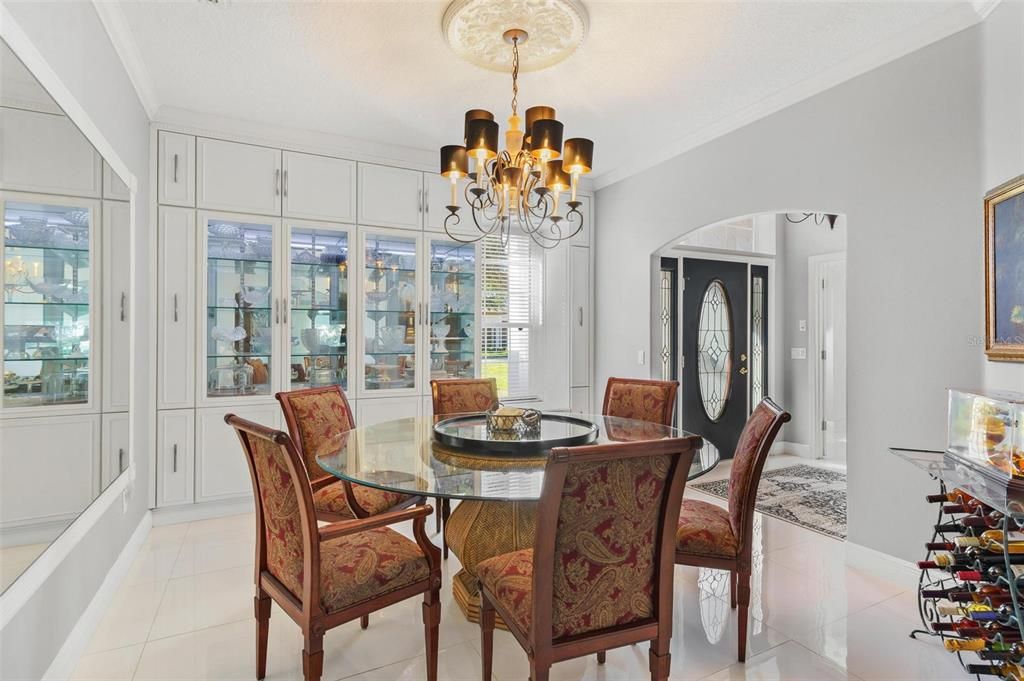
xmin=0 ymin=38 xmax=133 ymax=593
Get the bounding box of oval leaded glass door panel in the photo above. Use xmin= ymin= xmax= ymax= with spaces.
xmin=697 ymin=280 xmax=732 ymax=421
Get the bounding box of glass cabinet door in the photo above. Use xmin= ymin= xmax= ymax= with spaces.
xmin=204 ymin=217 xmax=275 ymax=398
xmin=3 ymin=199 xmax=94 ymax=408
xmin=428 ymin=239 xmax=476 ymax=381
xmin=363 ymin=231 xmax=418 ymax=393
xmin=288 ymin=225 xmax=349 ymax=391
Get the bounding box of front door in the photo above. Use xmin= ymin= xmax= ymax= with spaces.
xmin=680 ymin=258 xmax=749 ymax=459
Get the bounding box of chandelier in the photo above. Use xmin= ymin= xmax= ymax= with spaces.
xmin=438 ymin=29 xmax=594 ymax=249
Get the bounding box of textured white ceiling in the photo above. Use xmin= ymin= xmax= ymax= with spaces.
xmin=113 ymin=1 xmax=975 ymax=185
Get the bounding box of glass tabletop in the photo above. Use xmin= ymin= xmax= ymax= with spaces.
xmin=315 ymin=413 xmax=719 ymax=502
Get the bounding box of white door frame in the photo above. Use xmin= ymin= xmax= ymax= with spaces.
xmin=808 ymin=252 xmax=846 ymax=460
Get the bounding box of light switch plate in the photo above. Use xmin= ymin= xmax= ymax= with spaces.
xmin=791 ymin=347 xmax=807 ymax=360
xmin=637 ymin=350 xmax=646 ymax=365
xmin=798 ymin=320 xmax=807 ymax=332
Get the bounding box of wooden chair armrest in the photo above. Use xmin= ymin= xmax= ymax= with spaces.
xmin=310 ymin=475 xmax=336 ymax=492
xmin=317 ymin=505 xmax=433 ymax=543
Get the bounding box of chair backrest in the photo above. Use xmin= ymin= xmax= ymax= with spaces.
xmin=602 ymin=377 xmax=679 ymax=427
xmin=276 ymin=385 xmax=355 ymax=480
xmin=727 ymin=398 xmax=791 ymax=561
xmin=532 ymin=438 xmax=697 ymax=642
xmin=430 ymin=378 xmax=499 ymax=418
xmin=226 ymin=414 xmax=319 ymax=611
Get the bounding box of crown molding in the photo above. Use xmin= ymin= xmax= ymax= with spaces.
xmin=592 ymin=1 xmax=989 ymax=190
xmin=92 ymin=0 xmax=159 ymax=119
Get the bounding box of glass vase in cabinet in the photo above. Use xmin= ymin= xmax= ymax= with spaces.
xmin=3 ymin=196 xmax=98 ymax=413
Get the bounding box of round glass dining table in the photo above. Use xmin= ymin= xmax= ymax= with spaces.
xmin=315 ymin=413 xmax=719 ymax=625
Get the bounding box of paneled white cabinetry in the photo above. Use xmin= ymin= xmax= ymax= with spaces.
xmin=103 ymin=162 xmax=131 ymax=200
xmin=357 ymin=164 xmax=423 ymax=230
xmin=158 ymin=207 xmax=196 ymax=410
xmin=570 ymin=387 xmax=592 ymax=415
xmin=0 ymin=414 xmax=101 ymax=530
xmin=102 ymin=200 xmax=132 ymax=412
xmin=0 ymin=107 xmax=101 ymax=197
xmin=158 ymin=131 xmax=195 ymax=207
xmin=195 ymin=404 xmax=277 ymax=503
xmin=423 ymin=173 xmax=471 ymax=233
xmin=101 ymin=412 xmax=130 ymax=488
xmin=570 ymin=245 xmax=591 ymax=388
xmin=157 ymin=409 xmax=194 ymax=507
xmin=197 ymin=138 xmax=281 ymax=216
xmin=358 ymin=395 xmax=420 ymax=427
xmin=282 ymin=151 xmax=356 ymax=223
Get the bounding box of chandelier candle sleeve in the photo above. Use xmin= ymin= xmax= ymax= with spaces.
xmin=440 ymin=145 xmax=469 ymax=206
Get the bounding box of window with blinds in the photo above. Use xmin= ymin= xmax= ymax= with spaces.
xmin=480 ymin=233 xmax=541 ymax=399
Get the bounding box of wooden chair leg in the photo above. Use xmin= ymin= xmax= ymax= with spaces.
xmin=360 ymin=614 xmax=369 ymax=629
xmin=737 ymin=570 xmax=751 ymax=663
xmin=649 ymin=636 xmax=671 ymax=681
xmin=302 ymin=631 xmax=324 ymax=681
xmin=480 ymin=591 xmax=495 ymax=681
xmin=423 ymin=588 xmax=441 ymax=681
xmin=729 ymin=570 xmax=737 ymax=609
xmin=441 ymin=499 xmax=451 ymax=560
xmin=597 ymin=651 xmax=606 ymax=664
xmin=255 ymin=594 xmax=271 ymax=680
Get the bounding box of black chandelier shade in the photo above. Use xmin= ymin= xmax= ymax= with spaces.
xmin=544 ymin=159 xmax=570 ymax=192
xmin=562 ymin=137 xmax=594 ymax=175
xmin=463 ymin=109 xmax=494 ymax=141
xmin=440 ymin=145 xmax=469 ymax=178
xmin=530 ymin=118 xmax=564 ymax=160
xmin=465 ymin=117 xmax=499 ymax=160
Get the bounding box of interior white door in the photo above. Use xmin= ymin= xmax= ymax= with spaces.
xmin=811 ymin=254 xmax=847 ymax=461
xmin=357 ymin=164 xmax=423 ymax=230
xmin=0 ymin=107 xmax=101 ymax=197
xmin=196 ymin=138 xmax=281 ymax=215
xmin=102 ymin=200 xmax=132 ymax=412
xmin=157 ymin=409 xmax=194 ymax=507
xmin=195 ymin=405 xmax=276 ymax=502
xmin=158 ymin=131 xmax=195 ymax=207
xmin=101 ymin=412 xmax=130 ymax=487
xmin=282 ymin=151 xmax=356 ymax=223
xmin=569 ymin=245 xmax=590 ymax=388
xmin=158 ymin=207 xmax=196 ymax=410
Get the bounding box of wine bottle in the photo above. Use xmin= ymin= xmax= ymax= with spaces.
xmin=928 ymin=488 xmax=977 ymax=504
xmin=936 ymin=603 xmax=992 ymax=617
xmin=945 ymin=637 xmax=989 ymax=652
xmin=962 ymin=510 xmax=1006 ymax=529
xmin=965 ymin=663 xmax=1024 ymax=678
xmin=926 ymin=541 xmax=957 ymax=551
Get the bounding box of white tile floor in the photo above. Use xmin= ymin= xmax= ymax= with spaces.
xmin=69 ymin=457 xmax=963 ymax=680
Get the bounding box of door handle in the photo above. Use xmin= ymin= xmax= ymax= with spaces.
xmin=172 ymin=443 xmax=178 ymax=473
xmin=282 ymin=298 xmax=288 ymax=323
xmin=274 ymin=299 xmax=280 ymax=324
xmin=118 ymin=448 xmax=125 ymax=473
xmin=173 ymin=294 xmax=179 ymax=322
xmin=120 ymin=292 xmax=127 ymax=321
xmin=578 ymin=306 xmax=584 ymax=327
xmin=173 ymin=153 xmax=179 ymax=183
xmin=275 ymin=169 xmax=280 ymax=196
xmin=740 ymin=353 xmax=747 ymax=362
xmin=739 ymin=367 xmax=748 ymax=375
xmin=283 ymin=170 xmax=289 ymax=198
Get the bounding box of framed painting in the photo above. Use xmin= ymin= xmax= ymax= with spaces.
xmin=985 ymin=174 xmax=1024 ymax=361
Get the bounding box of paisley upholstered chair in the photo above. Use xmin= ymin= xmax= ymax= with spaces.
xmin=602 ymin=377 xmax=679 ymax=427
xmin=675 ymin=398 xmax=790 ymax=662
xmin=477 ymin=436 xmax=699 ymax=681
xmin=225 ymin=414 xmax=442 ymax=681
xmin=429 ymin=378 xmax=499 ymax=558
xmin=277 ymin=386 xmax=421 ymax=523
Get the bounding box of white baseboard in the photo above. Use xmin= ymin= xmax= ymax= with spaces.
xmin=769 ymin=440 xmax=811 ymax=458
xmin=151 ymin=497 xmax=253 ymax=527
xmin=41 ymin=510 xmax=152 ymax=681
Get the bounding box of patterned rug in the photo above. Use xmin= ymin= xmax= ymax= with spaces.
xmin=692 ymin=464 xmax=847 ymax=540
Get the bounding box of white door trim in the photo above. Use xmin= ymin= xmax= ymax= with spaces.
xmin=808 ymin=251 xmax=847 ymax=460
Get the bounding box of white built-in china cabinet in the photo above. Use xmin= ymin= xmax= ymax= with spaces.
xmin=152 ymin=128 xmax=594 ymax=518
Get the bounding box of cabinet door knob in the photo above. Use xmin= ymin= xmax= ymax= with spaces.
xmin=120 ymin=292 xmax=127 ymax=321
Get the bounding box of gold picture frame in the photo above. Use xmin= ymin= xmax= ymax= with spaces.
xmin=985 ymin=173 xmax=1024 ymax=361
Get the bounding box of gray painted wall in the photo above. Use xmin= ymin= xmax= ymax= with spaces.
xmin=0 ymin=3 xmax=152 ymax=679
xmin=981 ymin=1 xmax=1024 ymax=393
xmin=777 ymin=214 xmax=847 ymax=449
xmin=596 ymin=25 xmax=984 ymax=562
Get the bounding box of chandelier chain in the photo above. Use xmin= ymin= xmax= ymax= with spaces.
xmin=510 ymin=37 xmax=519 ymax=117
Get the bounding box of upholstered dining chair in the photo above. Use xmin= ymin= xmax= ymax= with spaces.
xmin=225 ymin=414 xmax=442 ymax=681
xmin=675 ymin=397 xmax=790 ymax=662
xmin=477 ymin=437 xmax=698 ymax=681
xmin=277 ymin=386 xmax=421 ymax=522
xmin=429 ymin=377 xmax=500 ymax=558
xmin=602 ymin=377 xmax=679 ymax=427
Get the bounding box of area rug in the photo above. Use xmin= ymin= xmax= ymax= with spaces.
xmin=691 ymin=464 xmax=847 ymax=540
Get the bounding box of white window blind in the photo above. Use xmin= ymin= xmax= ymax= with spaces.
xmin=480 ymin=233 xmax=541 ymax=399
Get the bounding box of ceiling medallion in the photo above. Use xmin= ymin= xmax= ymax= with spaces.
xmin=442 ymin=0 xmax=589 ymax=73
xmin=438 ymin=28 xmax=594 ymax=249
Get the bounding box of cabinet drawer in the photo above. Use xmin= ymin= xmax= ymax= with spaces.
xmin=196 ymin=405 xmax=278 ymax=503
xmin=357 ymin=164 xmax=422 ymax=229
xmin=282 ymin=151 xmax=356 ymax=223
xmin=197 ymin=138 xmax=281 ymax=215
xmin=103 ymin=200 xmax=132 ymax=412
xmin=157 ymin=410 xmax=194 ymax=507
xmin=158 ymin=207 xmax=196 ymax=410
xmin=102 ymin=412 xmax=131 ymax=488
xmin=158 ymin=131 xmax=195 ymax=207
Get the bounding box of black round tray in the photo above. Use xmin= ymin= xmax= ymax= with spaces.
xmin=432 ymin=412 xmax=599 ymax=456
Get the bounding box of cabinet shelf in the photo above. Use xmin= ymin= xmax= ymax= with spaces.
xmin=290 ymin=351 xmax=347 ymax=358
xmin=429 ymin=311 xmax=473 ymax=316
xmin=365 ymin=266 xmax=417 ymax=274
xmin=208 ymin=256 xmax=273 ymax=265
xmin=4 ymin=357 xmax=88 ymax=363
xmin=290 ymin=307 xmax=347 ymax=314
xmin=206 ymin=353 xmax=272 ymax=360
xmin=4 ymin=302 xmax=90 ymax=309
xmin=4 ymin=243 xmax=90 ymax=254
xmin=206 ymin=305 xmax=271 ymax=312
